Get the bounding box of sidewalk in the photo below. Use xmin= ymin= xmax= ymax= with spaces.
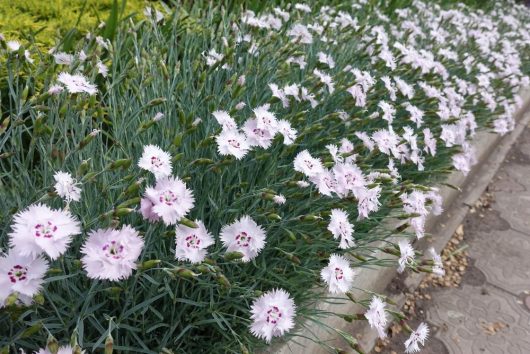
xmin=375 ymin=125 xmax=530 ymax=354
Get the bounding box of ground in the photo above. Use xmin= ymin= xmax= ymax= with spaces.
xmin=373 ymin=126 xmax=530 ymax=354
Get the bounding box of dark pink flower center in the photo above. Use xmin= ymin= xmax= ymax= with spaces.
xmin=8 ymin=264 xmax=28 ymax=283
xmin=151 ymin=155 xmax=163 ymax=168
xmin=34 ymin=221 xmax=57 ymax=238
xmin=334 ymin=267 xmax=344 ymax=280
xmin=228 ymin=139 xmax=240 ymax=148
xmin=160 ymin=190 xmax=177 ymax=205
xmin=102 ymin=240 xmax=124 ymax=259
xmin=185 ymin=234 xmax=201 ymax=249
xmin=235 ymin=231 xmax=251 ymax=247
xmin=253 ymin=128 xmax=265 ymax=137
xmin=266 ymin=306 xmax=282 ymax=324
xmin=339 ymin=222 xmax=349 ymax=236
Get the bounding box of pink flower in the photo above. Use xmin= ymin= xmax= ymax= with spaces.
xmin=175 ymin=220 xmax=215 ymax=264
xmin=0 ymin=252 xmax=48 ymax=308
xmin=220 ymin=215 xmax=266 ymax=262
xmin=143 ymin=176 xmax=195 ymax=225
xmin=250 ymin=289 xmax=296 ymax=343
xmin=81 ymin=225 xmax=144 ymax=281
xmin=9 ymin=204 xmax=81 ymax=260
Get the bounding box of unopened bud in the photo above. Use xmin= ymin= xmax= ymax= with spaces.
xmin=104 ymin=334 xmax=113 ymax=354
xmin=138 ymin=259 xmax=161 ymax=270
xmin=223 ymin=251 xmax=244 ymax=261
xmin=47 ymin=334 xmax=60 ymax=354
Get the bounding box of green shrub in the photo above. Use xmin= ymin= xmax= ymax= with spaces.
xmin=0 ymin=0 xmax=528 ymax=353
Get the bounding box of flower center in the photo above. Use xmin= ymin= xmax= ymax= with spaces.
xmin=228 ymin=139 xmax=240 ymax=148
xmin=266 ymin=306 xmax=282 ymax=324
xmin=8 ymin=264 xmax=28 ymax=283
xmin=235 ymin=231 xmax=251 ymax=247
xmin=304 ymin=159 xmax=314 ymax=169
xmin=151 ymin=155 xmax=163 ymax=168
xmin=339 ymin=222 xmax=349 ymax=236
xmin=334 ymin=267 xmax=344 ymax=280
xmin=34 ymin=221 xmax=57 ymax=238
xmin=253 ymin=128 xmax=265 ymax=137
xmin=160 ymin=190 xmax=177 ymax=205
xmin=185 ymin=234 xmax=201 ymax=249
xmin=102 ymin=240 xmax=124 ymax=259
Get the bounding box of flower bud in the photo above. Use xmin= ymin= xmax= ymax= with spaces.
xmin=216 ymin=274 xmax=231 ymax=289
xmin=223 ymin=251 xmax=244 ymax=261
xmin=47 ymin=334 xmax=60 ymax=354
xmin=179 ymin=217 xmax=198 ymax=228
xmin=108 ymin=159 xmax=132 ymax=170
xmin=138 ymin=259 xmax=161 ymax=270
xmin=104 ymin=334 xmax=113 ymax=354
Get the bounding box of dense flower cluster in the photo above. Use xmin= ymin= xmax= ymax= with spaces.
xmin=1 ymin=0 xmax=529 ymax=352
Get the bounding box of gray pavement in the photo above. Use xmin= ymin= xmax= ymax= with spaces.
xmin=375 ymin=127 xmax=530 ymax=354
xmin=424 ymin=127 xmax=530 ymax=354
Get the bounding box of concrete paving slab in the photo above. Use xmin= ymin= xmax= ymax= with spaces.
xmin=427 ymin=284 xmax=530 ymax=354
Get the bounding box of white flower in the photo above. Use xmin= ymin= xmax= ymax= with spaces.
xmin=6 ymin=40 xmax=21 ymax=52
xmin=313 ymin=69 xmax=335 ymax=94
xmin=269 ymin=83 xmax=289 ymax=108
xmin=143 ymin=177 xmax=195 ymax=226
xmin=311 ymin=169 xmax=337 ymax=197
xmin=347 ymin=84 xmax=367 ymax=107
xmin=317 ymin=52 xmax=335 ymax=68
xmin=287 ymin=24 xmax=313 ymax=44
xmin=404 ymin=322 xmax=429 ymax=353
xmin=423 ymin=128 xmax=437 ymax=156
xmin=0 ymin=252 xmax=48 ymax=308
xmin=378 ymin=101 xmax=396 ymax=124
xmin=398 ymin=240 xmax=415 ymax=273
xmin=175 ymin=220 xmax=215 ymax=264
xmin=297 ymin=181 xmax=310 ymax=188
xmin=57 ymin=72 xmax=97 ymax=95
xmin=220 ymin=215 xmax=266 ymax=262
xmin=53 ymin=171 xmax=81 ymax=202
xmin=216 ymin=129 xmax=250 ymax=159
xmin=320 ymin=254 xmax=356 ymax=294
xmin=24 ymin=50 xmax=33 ymax=63
xmin=243 ymin=119 xmax=274 ymax=149
xmin=204 ymin=49 xmax=224 ymax=67
xmin=273 ymin=194 xmax=286 ymax=205
xmin=212 ymin=110 xmax=237 ymax=131
xmin=81 ymin=225 xmax=144 ymax=281
xmin=405 ymin=104 xmax=424 ymax=128
xmin=365 ymin=296 xmax=388 ymax=339
xmin=48 ymin=84 xmax=64 ymax=95
xmin=357 ymin=186 xmax=382 ymax=219
xmin=293 ymin=150 xmax=324 ymax=178
xmin=250 ymin=289 xmax=296 ymax=343
xmin=332 ymin=162 xmax=366 ymax=198
xmin=328 ymin=209 xmax=355 ymax=249
xmin=144 ymin=6 xmax=164 ymax=22
xmin=97 ymin=61 xmax=108 ymax=77
xmin=153 ymin=112 xmax=165 ymax=122
xmin=53 ymin=52 xmax=74 ymax=65
xmin=36 ymin=346 xmax=84 ymax=354
xmin=294 ymin=3 xmax=311 ymax=12
xmin=138 ymin=144 xmax=172 ymax=179
xmin=253 ymin=106 xmax=278 ymax=134
xmin=9 ymin=204 xmax=81 ymax=260
xmin=286 ymin=55 xmax=307 ymax=69
xmin=429 ymin=247 xmax=445 ymax=276
xmin=277 ymin=119 xmax=297 ymax=145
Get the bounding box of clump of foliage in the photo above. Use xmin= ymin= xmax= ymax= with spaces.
xmin=0 ymin=0 xmax=529 ymax=353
